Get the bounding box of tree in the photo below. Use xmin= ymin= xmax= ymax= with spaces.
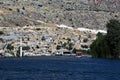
xmin=17 ymin=47 xmax=20 ymax=57
xmin=22 ymin=46 xmax=30 ymax=50
xmin=89 ymin=19 xmax=120 ymax=58
xmin=7 ymin=44 xmax=14 ymax=51
xmin=41 ymin=36 xmax=46 ymax=41
xmin=106 ymin=19 xmax=120 ymax=58
xmin=0 ymin=31 xmax=4 ymax=35
xmin=90 ymin=33 xmax=110 ymax=58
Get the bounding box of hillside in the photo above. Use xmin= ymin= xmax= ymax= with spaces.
xmin=0 ymin=0 xmax=120 ymax=29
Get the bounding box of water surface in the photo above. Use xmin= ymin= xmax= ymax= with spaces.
xmin=0 ymin=57 xmax=120 ymax=80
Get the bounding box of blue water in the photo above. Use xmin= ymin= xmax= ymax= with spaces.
xmin=0 ymin=57 xmax=120 ymax=80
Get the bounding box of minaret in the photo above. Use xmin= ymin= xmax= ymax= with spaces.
xmin=20 ymin=38 xmax=23 ymax=57
xmin=14 ymin=47 xmax=16 ymax=57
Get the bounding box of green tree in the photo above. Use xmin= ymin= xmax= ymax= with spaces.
xmin=90 ymin=33 xmax=110 ymax=58
xmin=22 ymin=46 xmax=30 ymax=50
xmin=17 ymin=47 xmax=20 ymax=57
xmin=89 ymin=19 xmax=120 ymax=58
xmin=106 ymin=19 xmax=120 ymax=58
xmin=7 ymin=44 xmax=14 ymax=51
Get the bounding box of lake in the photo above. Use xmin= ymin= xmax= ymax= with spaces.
xmin=0 ymin=56 xmax=120 ymax=80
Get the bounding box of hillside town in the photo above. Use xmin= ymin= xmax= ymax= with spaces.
xmin=0 ymin=22 xmax=106 ymax=57
xmin=0 ymin=0 xmax=119 ymax=57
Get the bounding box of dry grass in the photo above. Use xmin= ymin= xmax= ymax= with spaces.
xmin=0 ymin=10 xmax=4 ymax=14
xmin=25 ymin=6 xmax=36 ymax=12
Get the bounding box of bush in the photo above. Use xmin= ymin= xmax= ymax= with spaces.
xmin=0 ymin=31 xmax=4 ymax=35
xmin=7 ymin=44 xmax=14 ymax=50
xmin=22 ymin=46 xmax=30 ymax=50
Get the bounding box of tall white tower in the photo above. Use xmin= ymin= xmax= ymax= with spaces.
xmin=20 ymin=38 xmax=23 ymax=57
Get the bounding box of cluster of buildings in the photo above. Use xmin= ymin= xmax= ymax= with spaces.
xmin=0 ymin=24 xmax=98 ymax=57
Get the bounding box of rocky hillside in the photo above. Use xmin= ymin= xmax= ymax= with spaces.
xmin=0 ymin=0 xmax=120 ymax=29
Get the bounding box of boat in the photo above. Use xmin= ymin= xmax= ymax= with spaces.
xmin=76 ymin=52 xmax=92 ymax=58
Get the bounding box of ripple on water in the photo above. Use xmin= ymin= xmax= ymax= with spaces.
xmin=0 ymin=57 xmax=120 ymax=80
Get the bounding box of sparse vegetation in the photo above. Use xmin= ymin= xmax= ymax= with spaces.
xmin=62 ymin=38 xmax=74 ymax=50
xmin=0 ymin=0 xmax=119 ymax=28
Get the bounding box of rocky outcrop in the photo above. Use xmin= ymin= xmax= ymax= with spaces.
xmin=0 ymin=0 xmax=120 ymax=29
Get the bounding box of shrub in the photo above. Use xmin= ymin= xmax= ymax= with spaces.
xmin=0 ymin=31 xmax=4 ymax=35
